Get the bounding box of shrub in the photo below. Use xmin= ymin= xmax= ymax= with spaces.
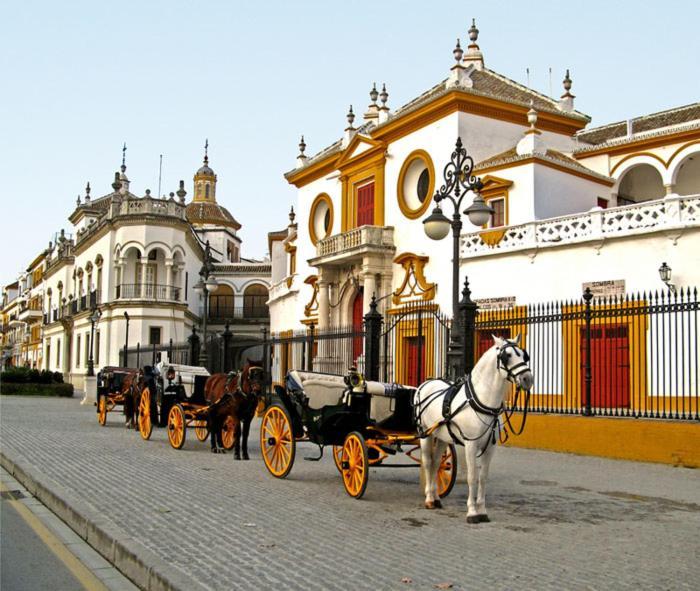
xmin=0 ymin=382 xmax=74 ymax=397
xmin=0 ymin=368 xmax=64 ymax=384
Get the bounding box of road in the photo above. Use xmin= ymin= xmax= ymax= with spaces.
xmin=1 ymin=466 xmax=138 ymax=591
xmin=0 ymin=395 xmax=698 ymax=591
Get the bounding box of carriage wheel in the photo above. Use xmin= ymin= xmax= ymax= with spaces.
xmin=341 ymin=432 xmax=369 ymax=499
xmin=221 ymin=415 xmax=235 ymax=451
xmin=332 ymin=445 xmax=343 ymax=473
xmin=139 ymin=388 xmax=153 ymax=440
xmin=168 ymin=404 xmax=186 ymax=449
xmin=97 ymin=396 xmax=107 ymax=426
xmin=437 ymin=444 xmax=458 ymax=499
xmin=194 ymin=420 xmax=209 ymax=442
xmin=260 ymin=404 xmax=295 ymax=478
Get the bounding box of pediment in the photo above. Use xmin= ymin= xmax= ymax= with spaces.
xmin=480 ymin=174 xmax=513 ymax=195
xmin=336 ymin=134 xmax=386 ymax=169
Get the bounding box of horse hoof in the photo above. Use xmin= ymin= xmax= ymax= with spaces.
xmin=425 ymin=501 xmax=436 ymax=510
xmin=234 ymin=454 xmax=241 ymax=461
xmin=466 ymin=515 xmax=480 ymax=524
xmin=243 ymin=454 xmax=249 ymax=461
xmin=433 ymin=500 xmax=443 ymax=509
xmin=478 ymin=514 xmax=490 ymax=523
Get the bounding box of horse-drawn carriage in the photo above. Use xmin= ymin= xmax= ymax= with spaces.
xmin=96 ymin=366 xmax=143 ymax=428
xmin=260 ymin=368 xmax=457 ymax=499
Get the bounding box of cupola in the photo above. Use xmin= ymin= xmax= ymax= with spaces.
xmin=193 ymin=139 xmax=217 ymax=202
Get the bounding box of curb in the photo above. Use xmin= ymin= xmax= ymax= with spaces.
xmin=0 ymin=451 xmax=210 ymax=591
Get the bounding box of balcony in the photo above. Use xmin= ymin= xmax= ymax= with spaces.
xmin=461 ymin=194 xmax=700 ymax=259
xmin=309 ymin=225 xmax=395 ymax=267
xmin=18 ymin=307 xmax=43 ymax=322
xmin=115 ymin=283 xmax=181 ymax=302
xmin=55 ymin=290 xmax=101 ymax=320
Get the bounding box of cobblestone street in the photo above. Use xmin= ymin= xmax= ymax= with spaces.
xmin=1 ymin=395 xmax=698 ymax=591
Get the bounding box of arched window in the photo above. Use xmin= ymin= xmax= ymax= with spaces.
xmin=617 ymin=164 xmax=664 ymax=205
xmin=243 ymin=284 xmax=268 ymax=319
xmin=205 ymin=184 xmax=210 ymax=199
xmin=674 ymin=152 xmax=700 ymax=196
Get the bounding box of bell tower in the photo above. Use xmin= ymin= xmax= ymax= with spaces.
xmin=193 ymin=139 xmax=217 ymax=202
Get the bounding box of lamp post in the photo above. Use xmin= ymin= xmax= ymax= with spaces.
xmin=193 ymin=241 xmax=219 ymax=367
xmin=123 ymin=311 xmax=130 ymax=367
xmin=87 ymin=304 xmax=102 ymax=377
xmin=423 ymin=137 xmax=493 ymax=379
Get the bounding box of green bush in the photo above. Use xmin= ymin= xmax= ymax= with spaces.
xmin=0 ymin=382 xmax=74 ymax=397
xmin=1 ymin=368 xmax=64 ymax=384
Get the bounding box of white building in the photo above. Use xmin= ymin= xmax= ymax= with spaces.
xmin=3 ymin=147 xmax=271 ymax=383
xmin=268 ymin=21 xmax=700 ymax=386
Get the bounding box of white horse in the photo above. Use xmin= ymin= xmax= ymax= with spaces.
xmin=414 ymin=335 xmax=533 ymax=523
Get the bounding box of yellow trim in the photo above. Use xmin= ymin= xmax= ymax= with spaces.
xmin=284 ymin=243 xmax=297 ymax=288
xmin=479 ymin=228 xmax=507 ymax=246
xmin=394 ymin=315 xmax=436 ymax=383
xmin=608 ymin=140 xmax=700 ymax=175
xmin=477 ymin=156 xmax=615 ymax=187
xmin=502 ymin=414 xmax=700 ymax=468
xmin=392 ymin=253 xmax=436 ymax=305
xmin=308 ymin=193 xmax=334 ymax=245
xmin=396 ymin=149 xmax=435 ymax=219
xmin=285 ymin=154 xmax=341 ymax=188
xmin=303 ymin=274 xmax=319 ymax=318
xmin=574 ymin=128 xmax=700 ymax=159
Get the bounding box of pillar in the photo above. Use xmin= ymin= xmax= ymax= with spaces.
xmin=318 ymin=280 xmax=329 ymax=329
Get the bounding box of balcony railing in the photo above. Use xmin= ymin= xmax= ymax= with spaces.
xmin=52 ymin=290 xmax=101 ymax=321
xmin=115 ymin=283 xmax=181 ymax=302
xmin=208 ymin=295 xmax=269 ymax=320
xmin=461 ymin=194 xmax=700 ymax=258
xmin=311 ymin=225 xmax=396 ymax=266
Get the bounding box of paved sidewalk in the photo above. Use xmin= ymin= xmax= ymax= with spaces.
xmin=0 ymin=395 xmax=698 ymax=591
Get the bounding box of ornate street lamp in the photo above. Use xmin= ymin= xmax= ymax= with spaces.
xmin=423 ymin=137 xmax=492 ymax=378
xmin=193 ymin=241 xmax=219 ymax=367
xmin=87 ymin=304 xmax=102 ymax=377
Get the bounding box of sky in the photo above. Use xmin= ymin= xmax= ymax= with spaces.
xmin=1 ymin=0 xmax=699 ymax=286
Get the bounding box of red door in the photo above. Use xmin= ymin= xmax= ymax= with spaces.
xmin=476 ymin=329 xmax=510 ymax=360
xmin=352 ymin=289 xmax=364 ymax=363
xmin=405 ymin=336 xmax=426 ymax=386
xmin=580 ymin=324 xmax=630 ymax=409
xmin=356 ymin=183 xmax=375 ymax=227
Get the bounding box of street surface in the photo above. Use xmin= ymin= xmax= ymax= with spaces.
xmin=0 ymin=395 xmax=698 ymax=591
xmin=1 ymin=466 xmax=138 ymax=591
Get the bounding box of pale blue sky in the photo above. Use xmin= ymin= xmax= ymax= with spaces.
xmin=1 ymin=0 xmax=698 ymax=285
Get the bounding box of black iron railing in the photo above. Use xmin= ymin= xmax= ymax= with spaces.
xmin=115 ymin=284 xmax=181 ymax=302
xmin=208 ymin=295 xmax=269 ymax=320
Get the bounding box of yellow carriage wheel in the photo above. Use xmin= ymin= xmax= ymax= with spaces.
xmin=332 ymin=445 xmax=343 ymax=473
xmin=138 ymin=388 xmax=153 ymax=441
xmin=194 ymin=420 xmax=209 ymax=442
xmin=436 ymin=444 xmax=458 ymax=499
xmin=97 ymin=396 xmax=107 ymax=426
xmin=168 ymin=404 xmax=186 ymax=450
xmin=341 ymin=432 xmax=369 ymax=499
xmin=260 ymin=405 xmax=295 ymax=478
xmin=221 ymin=415 xmax=236 ymax=451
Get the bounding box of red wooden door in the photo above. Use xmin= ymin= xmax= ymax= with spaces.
xmin=356 ymin=183 xmax=375 ymax=227
xmin=580 ymin=325 xmax=630 ymax=408
xmin=476 ymin=328 xmax=511 ymax=360
xmin=352 ymin=289 xmax=364 ymax=363
xmin=405 ymin=336 xmax=426 ymax=386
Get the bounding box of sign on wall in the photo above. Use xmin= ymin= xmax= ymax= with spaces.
xmin=475 ymin=296 xmax=516 ymax=310
xmin=582 ymin=279 xmax=625 ymax=298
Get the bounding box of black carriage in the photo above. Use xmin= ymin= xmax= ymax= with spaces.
xmin=96 ymin=366 xmax=140 ymax=427
xmin=260 ymin=368 xmax=457 ymax=499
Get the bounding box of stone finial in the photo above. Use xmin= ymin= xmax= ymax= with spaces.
xmin=289 ymin=205 xmax=296 ymax=225
xmin=346 ymin=105 xmax=356 ymax=129
xmin=168 ymin=191 xmax=175 ymax=201
xmin=176 ymin=180 xmax=187 ymax=203
xmin=145 ymin=188 xmax=151 ymax=197
xmin=369 ymin=82 xmax=379 ymax=104
xmin=527 ymin=100 xmax=538 ymax=131
xmin=343 ymin=106 xmax=357 ymax=148
xmin=517 ymin=101 xmax=545 ymax=155
xmin=454 ymin=38 xmax=464 ymax=62
xmin=76 ymin=194 xmax=81 ymax=206
xmin=112 ymin=172 xmax=122 ymax=192
xmin=463 ymin=18 xmax=484 ymax=70
xmin=379 ymin=84 xmax=389 ymax=109
xmin=296 ymin=135 xmax=309 ymax=167
xmin=558 ymin=69 xmax=575 ymax=112
xmin=364 ymin=83 xmax=380 ymax=122
xmin=85 ymin=182 xmax=91 ymax=204
xmin=448 ymin=38 xmax=473 ymax=88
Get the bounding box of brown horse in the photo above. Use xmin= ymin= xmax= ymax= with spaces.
xmin=234 ymin=359 xmax=265 ymax=460
xmin=120 ymin=370 xmax=142 ymax=429
xmin=204 ymin=371 xmax=240 ymax=453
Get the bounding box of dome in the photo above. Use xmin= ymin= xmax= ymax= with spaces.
xmin=186 ymin=201 xmax=241 ymax=230
xmin=196 ymin=163 xmax=215 ymax=177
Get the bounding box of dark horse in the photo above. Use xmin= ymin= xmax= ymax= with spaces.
xmin=234 ymin=359 xmax=265 ymax=460
xmin=120 ymin=370 xmax=142 ymax=429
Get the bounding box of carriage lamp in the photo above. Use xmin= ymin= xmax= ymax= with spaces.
xmin=658 ymin=262 xmax=677 ymax=294
xmin=422 ymin=137 xmax=491 ymax=379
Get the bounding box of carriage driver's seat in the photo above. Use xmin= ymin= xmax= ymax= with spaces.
xmin=287 ymin=370 xmax=347 ymax=410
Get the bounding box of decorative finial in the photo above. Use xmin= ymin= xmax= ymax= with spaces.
xmin=76 ymin=194 xmax=81 ymax=206
xmin=468 ymin=18 xmax=479 ymax=45
xmin=121 ymin=142 xmax=127 ymax=173
xmin=453 ymin=38 xmax=463 ymax=62
xmin=112 ymin=172 xmax=122 ymax=192
xmin=347 ymin=105 xmax=355 ymax=127
xmin=298 ymin=135 xmax=306 ymax=156
xmin=369 ymin=82 xmax=378 ymax=104
xmin=562 ymin=69 xmax=574 ymax=97
xmin=204 ymin=138 xmax=209 ymax=164
xmin=176 ymin=180 xmax=187 ymax=203
xmin=289 ymin=205 xmax=296 ymax=224
xmin=85 ymin=182 xmax=91 ymax=198
xmin=527 ymin=100 xmax=538 ymax=129
xmin=145 ymin=188 xmax=151 ymax=197
xmin=380 ymin=83 xmax=389 ymax=107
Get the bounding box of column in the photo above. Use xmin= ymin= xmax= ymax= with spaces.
xmin=165 ymin=259 xmax=174 ymax=300
xmin=317 ymin=280 xmax=329 ymax=329
xmin=362 ymin=271 xmax=377 ymax=314
xmin=140 ymin=260 xmax=149 ymax=298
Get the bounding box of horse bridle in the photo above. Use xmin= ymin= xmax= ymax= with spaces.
xmin=497 ymin=342 xmax=531 ymax=385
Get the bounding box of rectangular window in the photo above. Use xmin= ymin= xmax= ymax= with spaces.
xmin=356 ymin=182 xmax=375 ymax=227
xmin=488 ymin=198 xmax=506 ymax=228
xmin=76 ymin=335 xmax=81 ymax=367
xmin=149 ymin=327 xmax=162 ymax=346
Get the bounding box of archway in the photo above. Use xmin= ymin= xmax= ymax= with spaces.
xmin=617 ymin=164 xmax=664 ymax=205
xmin=673 ymin=152 xmax=700 ymax=196
xmin=243 ymin=284 xmax=269 ymax=319
xmin=209 ymin=284 xmax=235 ymax=321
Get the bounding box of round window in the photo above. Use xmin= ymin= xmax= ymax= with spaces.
xmin=309 ymin=194 xmax=334 ymax=245
xmin=398 ymin=150 xmax=435 ymax=219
